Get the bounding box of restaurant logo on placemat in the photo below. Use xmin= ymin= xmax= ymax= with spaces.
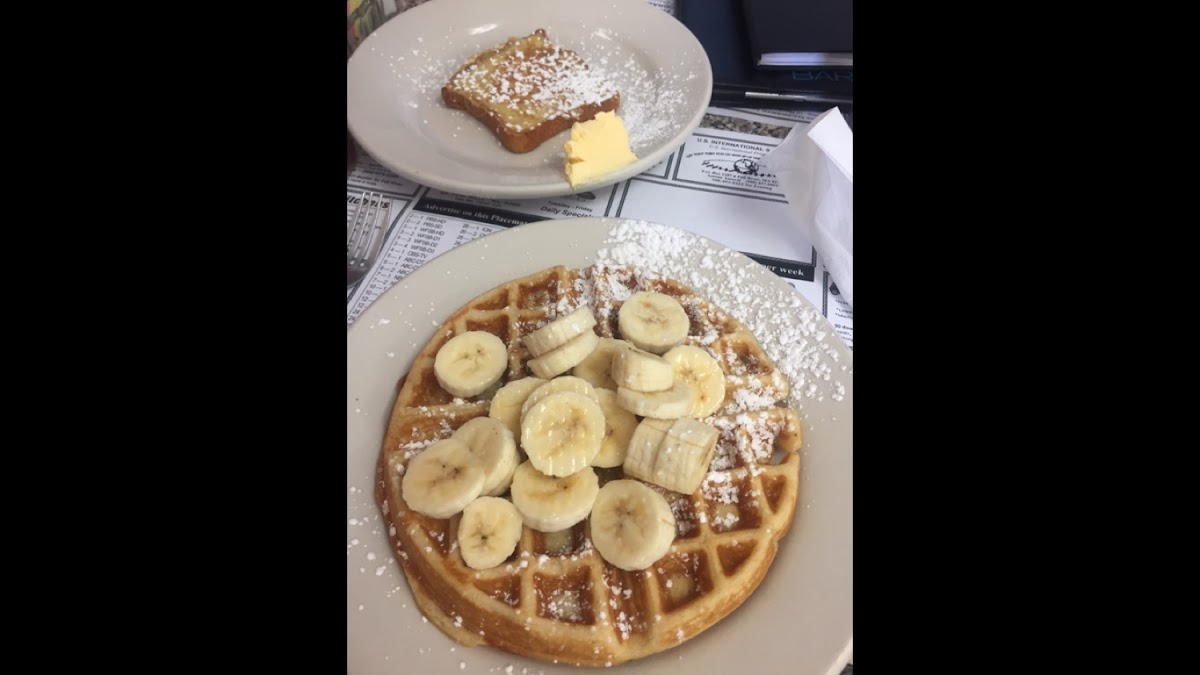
xmin=678 ymin=136 xmax=781 ymax=194
xmin=700 ymin=158 xmax=771 ymax=177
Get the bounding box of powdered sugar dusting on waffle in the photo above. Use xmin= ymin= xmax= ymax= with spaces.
xmin=593 ymin=221 xmax=848 ymax=408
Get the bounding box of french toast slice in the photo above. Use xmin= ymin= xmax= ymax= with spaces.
xmin=441 ymin=29 xmax=621 ymax=153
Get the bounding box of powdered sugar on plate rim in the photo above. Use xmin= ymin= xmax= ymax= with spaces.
xmin=594 ymin=220 xmax=850 ymax=413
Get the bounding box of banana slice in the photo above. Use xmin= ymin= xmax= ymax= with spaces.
xmin=591 ymin=389 xmax=639 ymax=468
xmin=474 ymin=378 xmax=505 ymax=402
xmin=616 ymin=381 xmax=696 ymax=419
xmin=617 ymin=291 xmax=690 ymax=355
xmin=588 ymin=479 xmax=676 ymax=571
xmin=650 ymin=418 xmax=719 ymax=495
xmin=622 ymin=418 xmax=718 ymax=495
xmin=527 ymin=330 xmax=600 ymax=380
xmin=524 ymin=307 xmax=597 ymax=357
xmin=510 ymin=461 xmax=599 ymax=532
xmin=457 ymin=496 xmax=524 ymax=570
xmin=400 ymin=438 xmax=486 ymax=519
xmin=621 ymin=418 xmax=672 ymax=484
xmin=452 ymin=417 xmax=520 ymax=496
xmin=488 ymin=377 xmax=547 ymax=438
xmin=520 ymin=375 xmax=600 ymax=421
xmin=434 ymin=331 xmax=509 ymax=398
xmin=611 ymin=345 xmax=674 ymax=392
xmin=572 ymin=337 xmax=632 ymax=390
xmin=521 ymin=391 xmax=606 ymax=476
xmin=662 ymin=345 xmax=727 ymax=418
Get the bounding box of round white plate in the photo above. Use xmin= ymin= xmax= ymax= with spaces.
xmin=347 ymin=218 xmax=852 ymax=675
xmin=346 ymin=0 xmax=712 ymax=199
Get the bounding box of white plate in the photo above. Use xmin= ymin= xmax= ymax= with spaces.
xmin=346 ymin=0 xmax=712 ymax=199
xmin=347 ymin=218 xmax=852 ymax=675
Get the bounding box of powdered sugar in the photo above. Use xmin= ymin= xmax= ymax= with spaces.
xmin=543 ymin=588 xmax=584 ymax=623
xmin=615 ymin=610 xmax=632 ymax=640
xmin=447 ymin=32 xmax=619 ymax=133
xmin=600 ymin=53 xmax=689 ymax=152
xmin=667 ymin=493 xmax=697 ymax=537
xmin=701 ymin=471 xmax=739 ymax=505
xmin=594 ymin=221 xmax=848 ymax=409
xmin=728 ymin=379 xmax=782 ymax=412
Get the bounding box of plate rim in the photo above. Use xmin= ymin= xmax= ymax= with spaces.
xmin=346 ymin=0 xmax=713 ymax=199
xmin=347 ymin=217 xmax=851 ymax=675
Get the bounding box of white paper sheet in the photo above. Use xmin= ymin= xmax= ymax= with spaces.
xmin=761 ymin=108 xmax=854 ymax=307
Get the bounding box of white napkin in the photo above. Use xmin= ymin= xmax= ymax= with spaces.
xmin=760 ymin=108 xmax=853 ymax=308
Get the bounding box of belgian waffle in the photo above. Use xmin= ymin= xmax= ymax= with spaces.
xmin=375 ymin=265 xmax=802 ymax=666
xmin=442 ymin=29 xmax=620 ymax=153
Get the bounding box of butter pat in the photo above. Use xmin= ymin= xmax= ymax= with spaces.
xmin=563 ymin=111 xmax=638 ymax=188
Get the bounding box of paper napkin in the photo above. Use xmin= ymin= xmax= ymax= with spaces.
xmin=760 ymin=108 xmax=853 ymax=308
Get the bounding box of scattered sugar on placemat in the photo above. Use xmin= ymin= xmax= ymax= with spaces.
xmin=593 ymin=220 xmax=848 ymax=409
